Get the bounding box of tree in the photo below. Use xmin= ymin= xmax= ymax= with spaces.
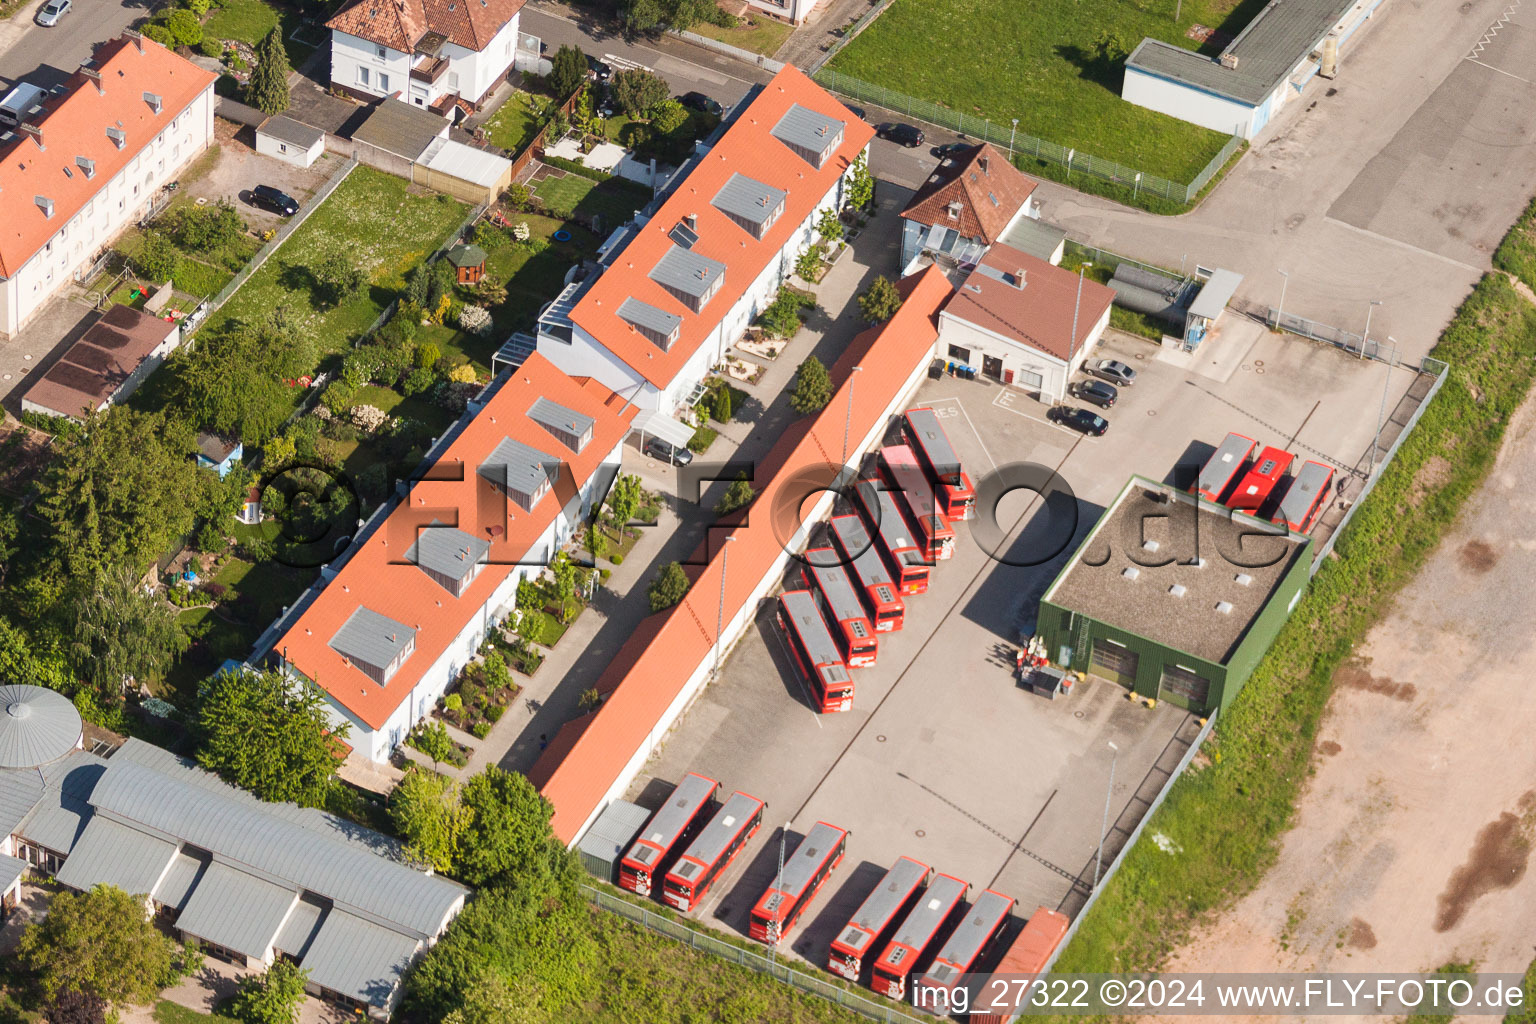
xmin=789 ymin=354 xmax=833 ymax=414
xmin=313 ymin=245 xmax=365 ymax=307
xmin=457 ymin=766 xmax=563 ymax=886
xmin=858 ymin=274 xmax=903 ymax=323
xmin=194 ymin=668 xmax=347 ymax=807
xmin=249 ymin=28 xmax=291 ymax=115
xmin=816 ymin=207 xmax=844 ymax=244
xmin=648 ymin=561 xmax=689 ymax=613
xmin=18 ymin=885 xmax=191 ymax=1006
xmin=175 ymin=199 xmax=244 ymax=255
xmin=549 ymin=552 xmax=577 ymax=622
xmin=606 ymin=473 xmax=643 ymax=528
xmin=714 ymin=472 xmax=754 ymax=516
xmin=846 ymin=151 xmax=875 ymax=211
xmin=163 ymin=8 xmax=202 ymax=46
xmin=620 ymin=0 xmax=665 ymax=35
xmin=45 ymin=989 xmax=108 ymax=1024
xmin=649 ymin=97 xmax=687 ymax=135
xmin=612 ymin=68 xmax=668 ymax=116
xmin=390 ymin=767 xmax=470 ymax=873
xmin=65 ymin=569 xmax=187 ymax=695
xmin=795 ymin=244 xmax=824 ymax=282
xmin=549 ymin=45 xmax=587 ymax=99
xmin=0 ymin=616 xmax=73 ymax=693
xmin=713 ymin=385 xmax=733 ymax=422
xmin=1095 ymin=27 xmax=1137 ymax=64
xmin=134 ymin=231 xmax=180 ymax=282
xmin=227 ymin=960 xmax=309 ymax=1024
xmin=411 ymin=720 xmax=458 ymax=766
xmin=584 ymin=525 xmax=607 ymax=561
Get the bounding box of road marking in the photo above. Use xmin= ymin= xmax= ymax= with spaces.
xmin=930 ymin=395 xmax=1000 ymax=470
xmin=1465 ymin=57 xmax=1533 ymax=83
xmin=1322 ymin=216 xmax=1484 ymax=274
xmin=1469 ymin=0 xmax=1522 ymax=59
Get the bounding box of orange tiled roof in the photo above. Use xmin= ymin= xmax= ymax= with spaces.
xmin=278 ymin=352 xmax=636 ymax=730
xmin=568 ymin=65 xmax=874 ymax=391
xmin=531 ymin=267 xmax=955 ymax=843
xmin=942 ymin=245 xmax=1115 ymax=362
xmin=0 ymin=35 xmax=216 ymax=279
xmin=327 ymin=0 xmax=528 ymax=54
xmin=900 ymin=143 xmax=1037 ymax=245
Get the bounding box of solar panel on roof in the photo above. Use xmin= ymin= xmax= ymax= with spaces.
xmin=668 ymin=220 xmax=699 ymax=249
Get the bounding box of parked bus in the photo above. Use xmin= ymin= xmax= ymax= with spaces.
xmin=872 ymin=872 xmax=968 ymax=1000
xmin=802 ymin=549 xmax=878 ymax=667
xmin=903 ymin=407 xmax=975 ymax=521
xmin=880 ymin=445 xmax=955 ymax=561
xmin=618 ymin=772 xmax=719 ymax=897
xmin=827 ymin=857 xmax=932 ymax=981
xmin=968 ymin=907 xmax=1071 ymax=1024
xmin=1271 ymin=459 xmax=1335 ymax=533
xmin=1227 ymin=445 xmax=1293 ymax=512
xmin=663 ymin=791 xmax=765 ymax=912
xmin=749 ymin=821 xmax=849 ymax=945
xmin=828 ymin=516 xmax=905 ymax=632
xmin=853 ymin=479 xmax=932 ymax=595
xmin=1192 ymin=432 xmax=1256 ymax=504
xmin=777 ymin=591 xmax=856 ymax=713
xmin=911 ymin=889 xmax=1017 ymax=1016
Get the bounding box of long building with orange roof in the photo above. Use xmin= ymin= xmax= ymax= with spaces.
xmin=0 ymin=32 xmax=216 ymax=339
xmin=275 ymin=353 xmax=635 ymax=762
xmin=531 ymin=266 xmax=955 ymax=845
xmin=535 ymin=65 xmax=874 ymax=422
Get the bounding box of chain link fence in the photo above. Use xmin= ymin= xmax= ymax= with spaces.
xmin=812 ymin=68 xmax=1242 ymax=205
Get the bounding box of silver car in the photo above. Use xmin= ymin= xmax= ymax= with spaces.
xmin=1091 ymin=358 xmax=1138 ymax=386
xmin=36 ymin=0 xmax=70 ymax=25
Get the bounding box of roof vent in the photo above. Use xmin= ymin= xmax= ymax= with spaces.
xmin=1121 ymin=566 xmax=1140 ymax=581
xmin=76 ymin=155 xmax=95 ymax=178
xmin=143 ymin=91 xmax=163 ymax=114
xmin=34 ymin=195 xmax=54 ymax=218
xmin=1142 ymin=539 xmax=1160 ymax=552
xmin=1215 ymin=600 xmax=1234 ymax=614
xmin=1234 ymin=573 xmax=1253 ymax=586
xmin=106 ymin=126 xmax=126 ymax=149
xmin=979 ymin=154 xmax=989 ymax=174
xmin=1168 ymin=584 xmax=1187 ymax=598
xmin=1193 ymin=556 xmax=1206 ymax=568
xmin=1219 ymin=52 xmax=1240 ymax=69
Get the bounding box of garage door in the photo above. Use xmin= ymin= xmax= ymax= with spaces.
xmin=1089 ymin=639 xmax=1139 ymax=688
xmin=1158 ymin=665 xmax=1211 ymax=711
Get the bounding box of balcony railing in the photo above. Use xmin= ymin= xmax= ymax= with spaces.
xmin=410 ymin=55 xmax=448 ymax=84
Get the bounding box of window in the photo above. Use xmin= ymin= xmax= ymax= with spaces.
xmin=279 ymin=142 xmax=288 ymax=153
xmin=947 ymin=344 xmax=971 ymax=362
xmin=358 ymin=66 xmax=370 ymax=87
xmin=375 ymin=44 xmax=387 ymax=59
xmin=378 ymin=72 xmax=390 ymax=91
xmin=449 ymin=71 xmax=459 ymax=90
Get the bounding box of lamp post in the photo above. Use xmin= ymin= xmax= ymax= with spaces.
xmin=1094 ymin=740 xmax=1119 ymax=889
xmin=841 ymin=366 xmax=863 ymax=478
xmin=768 ymin=821 xmax=790 ymax=961
xmin=714 ymin=535 xmax=736 ymax=681
xmin=1362 ymin=299 xmax=1382 ymax=358
xmin=1369 ymin=336 xmax=1399 ymax=477
xmin=1009 ymin=118 xmax=1018 ymax=157
xmin=1275 ymin=268 xmax=1289 ymax=330
xmin=1066 ymin=262 xmax=1092 ymax=399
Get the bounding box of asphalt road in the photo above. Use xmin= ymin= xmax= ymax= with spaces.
xmin=0 ymin=0 xmax=153 ymax=88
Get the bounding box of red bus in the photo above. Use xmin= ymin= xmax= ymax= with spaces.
xmin=778 ymin=590 xmax=856 ymax=712
xmin=880 ymin=445 xmax=956 ymax=561
xmin=1227 ymin=445 xmax=1292 ymax=512
xmin=1272 ymin=459 xmax=1335 ymax=533
xmin=663 ymin=790 xmax=765 ymax=912
xmin=872 ymin=872 xmax=968 ymax=1000
xmin=853 ymin=479 xmax=931 ymax=595
xmin=827 ymin=856 xmax=931 ymax=981
xmin=829 ymin=516 xmax=905 ymax=632
xmin=903 ymin=408 xmax=975 ymax=521
xmin=1192 ymin=432 xmax=1256 ymax=504
xmin=802 ymin=549 xmax=878 ymax=667
xmin=749 ymin=821 xmax=848 ymax=945
xmin=969 ymin=907 xmax=1070 ymax=1024
xmin=911 ymin=889 xmax=1016 ymax=1016
xmin=618 ymin=772 xmax=719 ymax=897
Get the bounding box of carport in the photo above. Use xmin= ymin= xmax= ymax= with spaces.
xmin=630 ymin=409 xmax=694 ymax=452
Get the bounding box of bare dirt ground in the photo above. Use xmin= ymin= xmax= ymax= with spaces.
xmin=1153 ymin=388 xmax=1536 ymax=1021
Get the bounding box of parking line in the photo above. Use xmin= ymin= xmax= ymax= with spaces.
xmin=930 ymin=395 xmax=999 ymax=471
xmin=768 ymin=625 xmax=823 ymax=729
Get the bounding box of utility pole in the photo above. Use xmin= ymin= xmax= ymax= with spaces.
xmin=768 ymin=822 xmax=789 ymax=960
xmin=1066 ymin=263 xmax=1092 ymax=400
xmin=1275 ymin=268 xmax=1289 ymax=330
xmin=713 ymin=535 xmax=736 ymax=681
xmin=1094 ymin=740 xmax=1119 ymax=889
xmin=1009 ymin=118 xmax=1018 ymax=157
xmin=1369 ymin=337 xmax=1399 ymax=477
xmin=841 ymin=366 xmax=863 ymax=475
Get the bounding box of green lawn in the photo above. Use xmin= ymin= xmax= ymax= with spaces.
xmin=685 ymin=13 xmax=793 ymax=57
xmin=534 ymin=173 xmax=652 ymax=233
xmin=481 ymin=90 xmax=544 ymax=153
xmin=152 ymin=1000 xmax=238 ymax=1024
xmin=828 ymin=0 xmax=1250 ymax=181
xmin=204 ymin=0 xmax=321 ymax=67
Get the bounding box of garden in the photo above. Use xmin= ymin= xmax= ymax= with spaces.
xmin=684 ymin=10 xmax=793 ymax=57
xmin=108 ymin=189 xmax=261 ymax=306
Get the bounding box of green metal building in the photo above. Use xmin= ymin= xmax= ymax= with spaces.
xmin=1037 ymin=476 xmax=1313 ymax=715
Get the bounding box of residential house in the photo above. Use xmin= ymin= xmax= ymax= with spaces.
xmin=277 ymin=353 xmax=635 ymax=763
xmin=195 ymin=432 xmax=244 ymax=477
xmin=327 ymin=0 xmax=528 ymax=115
xmin=936 ymin=245 xmax=1114 ymax=402
xmin=0 ymin=33 xmax=216 ymax=339
xmin=742 ymin=0 xmax=829 ymax=26
xmin=898 ymin=143 xmax=1060 ymax=272
xmin=20 ymin=304 xmax=181 ymax=420
xmin=536 ymin=65 xmax=874 ymax=427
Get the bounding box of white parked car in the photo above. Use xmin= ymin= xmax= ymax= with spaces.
xmin=37 ymin=0 xmax=71 ymax=26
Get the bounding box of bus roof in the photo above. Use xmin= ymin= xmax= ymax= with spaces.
xmin=829 ymin=516 xmax=898 ymax=594
xmin=882 ymin=445 xmax=946 ymax=529
xmin=882 ymin=873 xmax=967 ymax=966
xmin=781 ymin=590 xmax=852 ymax=689
xmin=835 ymin=857 xmax=930 ymax=952
xmin=856 ymin=480 xmax=924 ymax=563
xmin=1197 ymin=432 xmax=1256 ymax=498
xmin=673 ymin=791 xmax=763 ymax=878
xmin=922 ymin=889 xmax=1015 ymax=983
xmin=627 ymin=772 xmax=718 ymax=867
xmin=904 ymin=408 xmax=962 ymax=483
xmin=1275 ymin=459 xmax=1334 ymax=528
xmin=758 ymin=821 xmax=847 ymax=914
xmin=804 ymin=551 xmax=871 ymax=634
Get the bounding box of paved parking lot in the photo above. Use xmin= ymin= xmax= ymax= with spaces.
xmin=625 ymin=324 xmax=1423 ymax=972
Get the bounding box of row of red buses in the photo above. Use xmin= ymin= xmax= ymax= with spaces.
xmin=1228 ymin=445 xmax=1293 ymax=512
xmin=911 ymin=889 xmax=1017 ymax=1016
xmin=853 ymin=479 xmax=931 ymax=595
xmin=749 ymin=821 xmax=848 ymax=945
xmin=879 ymin=445 xmax=955 ymax=561
xmin=618 ymin=772 xmax=719 ymax=897
xmin=663 ymin=789 xmax=765 ymax=912
xmin=1272 ymin=459 xmax=1335 ymax=533
xmin=828 ymin=857 xmax=931 ymax=981
xmin=777 ymin=590 xmax=856 ymax=713
xmin=829 ymin=516 xmax=905 ymax=632
xmin=902 ymin=408 xmax=975 ymax=521
xmin=1193 ymin=432 xmax=1256 ymax=504
xmin=872 ymin=872 xmax=969 ymax=1000
xmin=802 ymin=549 xmax=878 ymax=668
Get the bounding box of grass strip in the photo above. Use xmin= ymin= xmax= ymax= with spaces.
xmin=1494 ymin=194 xmax=1536 ymax=291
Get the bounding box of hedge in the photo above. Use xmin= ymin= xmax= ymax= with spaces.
xmin=541 ymin=155 xmax=613 ymax=183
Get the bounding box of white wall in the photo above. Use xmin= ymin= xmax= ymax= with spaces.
xmin=443 ymin=12 xmax=521 ymax=105
xmin=256 ymin=130 xmax=323 ymax=167
xmin=0 ymin=85 xmax=214 ymax=338
xmin=1121 ymin=67 xmax=1257 ymax=139
xmin=332 ymin=13 xmax=519 ymax=109
xmin=330 ymin=30 xmax=411 ymax=101
xmin=936 ymin=304 xmax=1110 ymax=402
xmin=542 ymin=323 xmax=657 ymax=409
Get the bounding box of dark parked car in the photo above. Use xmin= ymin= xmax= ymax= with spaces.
xmin=587 ymin=57 xmax=613 ymax=81
xmin=931 ymin=141 xmax=972 ymax=159
xmin=1090 ymin=358 xmax=1138 ymax=387
xmin=876 ymin=123 xmax=925 ymax=148
xmin=679 ymin=91 xmax=722 ymax=116
xmin=1049 ymin=406 xmax=1109 ymax=436
xmin=1071 ymin=379 xmax=1118 ymax=409
xmin=844 ymin=105 xmax=866 ymax=121
xmin=250 ymin=185 xmax=299 ymax=216
xmin=643 ymin=436 xmax=694 ymax=466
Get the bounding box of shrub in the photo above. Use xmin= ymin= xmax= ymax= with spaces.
xmin=415 ymin=341 xmax=441 ymax=369
xmin=648 ymin=561 xmax=689 ymax=613
xmin=447 ymin=363 xmax=479 ymax=383
xmin=613 ymin=68 xmax=668 ymax=116
xmin=443 ymin=693 xmax=463 ymax=713
xmin=471 ymin=721 xmax=492 ymax=739
xmin=141 ymin=23 xmax=176 ymax=47
xmin=457 ymin=304 xmax=493 ymax=336
xmin=610 ymin=553 xmax=623 ymax=566
xmin=320 ymin=381 xmax=355 ymax=415
xmin=540 ymin=154 xmax=612 ymax=182
xmin=198 ymin=37 xmax=224 ymax=58
xmin=484 ymin=704 xmax=505 ymax=724
xmin=401 ymin=367 xmax=436 ymax=396
xmin=350 ymin=404 xmax=387 ymax=432
xmin=133 ymin=231 xmax=181 ymax=283
xmin=164 ymin=9 xmax=203 ymax=47
xmin=789 ymin=354 xmax=832 ymax=414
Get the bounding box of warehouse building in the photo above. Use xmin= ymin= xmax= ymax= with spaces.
xmin=1036 ymin=476 xmax=1312 ymax=715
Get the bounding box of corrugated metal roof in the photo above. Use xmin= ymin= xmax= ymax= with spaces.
xmin=577 ymin=800 xmax=651 ymax=864
xmin=418 ymin=137 xmax=512 ymax=188
xmin=0 ymin=768 xmax=44 ymax=839
xmin=649 ymin=245 xmax=727 ymax=301
xmin=998 ymin=216 xmax=1068 ymax=264
xmin=711 ymin=172 xmax=787 ymax=231
xmin=87 ymin=759 xmax=465 ymax=938
xmin=0 ymin=852 xmax=23 ymax=892
xmin=153 ymin=849 xmax=207 ymax=912
xmin=771 ymin=103 xmax=845 ymax=167
xmin=301 ymin=910 xmax=421 ymax=1010
xmin=351 ymin=100 xmax=447 ymax=161
xmin=273 ymin=895 xmax=328 ymax=959
xmin=528 ymin=397 xmax=596 ymax=451
xmin=14 ymin=753 xmax=106 ymax=854
xmin=54 ymin=815 xmax=175 ymax=896
xmin=175 ymin=860 xmax=297 ymax=961
xmin=0 ymin=685 xmax=83 ymax=769
xmin=1187 ymin=268 xmax=1244 ymax=319
xmin=478 ymin=436 xmax=559 ymax=502
xmin=329 ymin=607 xmax=416 ymax=676
xmin=405 ymin=525 xmax=490 ymax=586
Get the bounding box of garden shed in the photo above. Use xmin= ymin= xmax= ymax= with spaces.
xmin=256 ymin=116 xmax=325 ymax=168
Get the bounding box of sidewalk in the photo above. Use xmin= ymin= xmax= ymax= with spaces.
xmin=772 ymin=0 xmax=880 ymax=67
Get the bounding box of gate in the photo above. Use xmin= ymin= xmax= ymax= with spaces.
xmin=1089 ymin=639 xmax=1138 ymax=688
xmin=1157 ymin=664 xmax=1210 ymax=711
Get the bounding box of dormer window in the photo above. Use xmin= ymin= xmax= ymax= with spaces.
xmin=75 ymin=155 xmax=95 ymax=178
xmin=105 ymin=126 xmax=126 ymax=149
xmin=143 ymin=91 xmax=163 ymax=114
xmin=946 ymin=200 xmax=962 ymax=221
